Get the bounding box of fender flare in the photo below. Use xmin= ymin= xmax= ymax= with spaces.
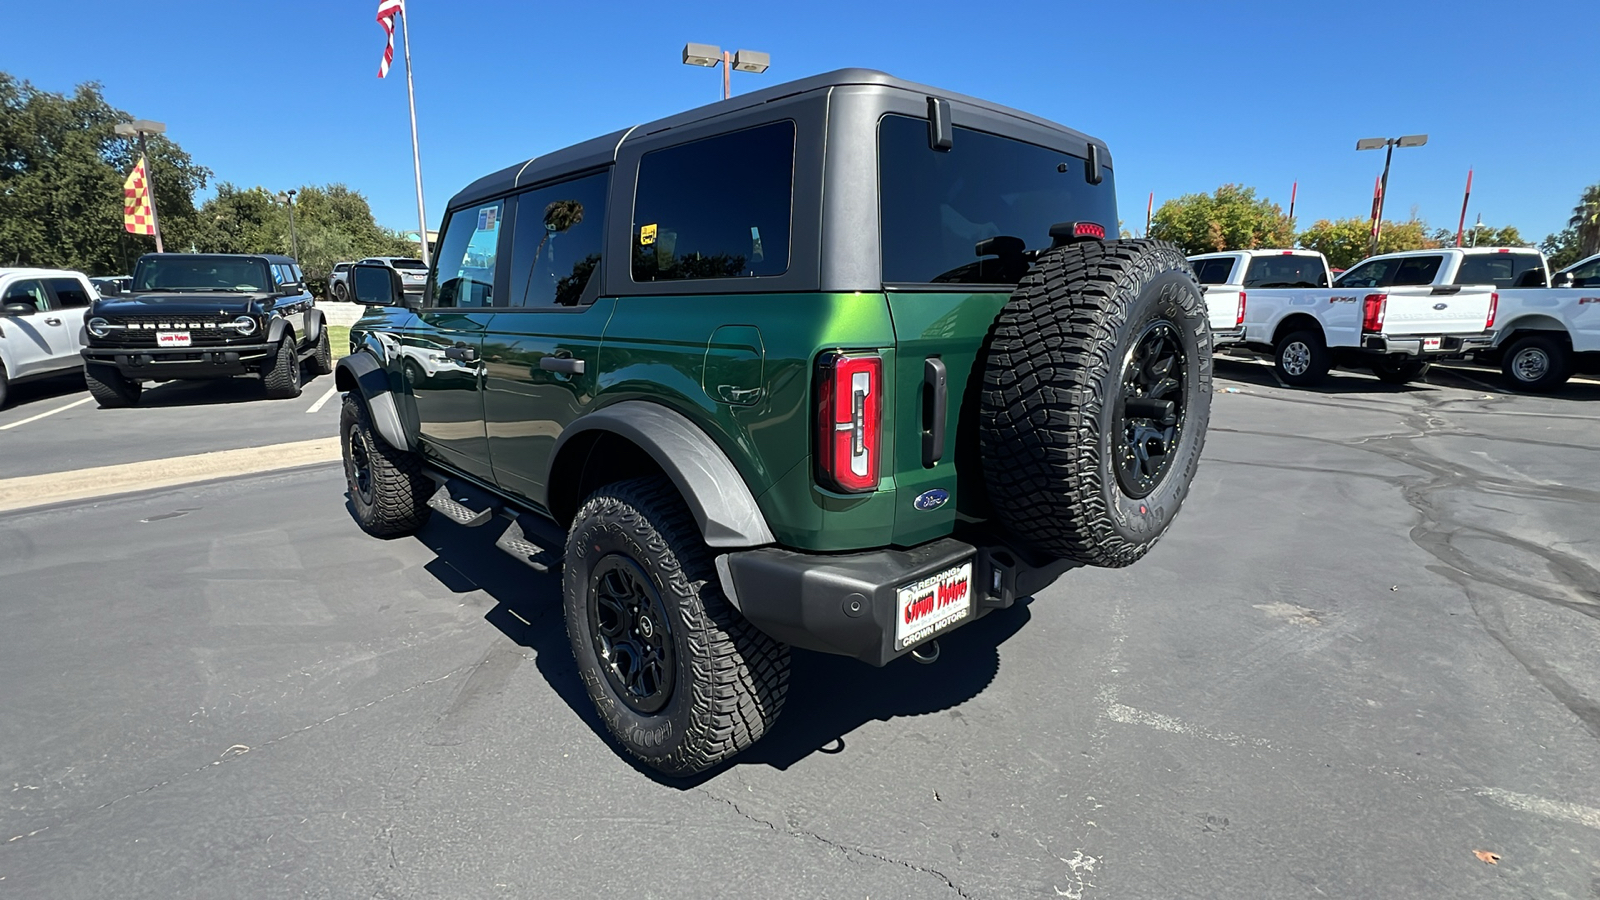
xmin=552 ymin=401 xmax=776 ymax=548
xmin=266 ymin=315 xmax=292 ymax=346
xmin=335 ymin=352 xmax=411 ymax=451
xmin=303 ymin=306 xmax=325 ymax=345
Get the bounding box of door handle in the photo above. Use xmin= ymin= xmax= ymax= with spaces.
xmin=444 ymin=345 xmax=478 ymax=362
xmin=922 ymin=357 xmax=948 ymax=467
xmin=45 ymin=317 xmax=62 ymax=326
xmin=540 ymin=356 xmax=584 ymax=375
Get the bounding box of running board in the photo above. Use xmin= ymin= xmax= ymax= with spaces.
xmin=426 ymin=479 xmax=498 ymax=527
xmin=495 ymin=515 xmax=551 ymax=572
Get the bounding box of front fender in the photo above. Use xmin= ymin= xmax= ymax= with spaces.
xmin=335 ymin=352 xmax=411 ymax=451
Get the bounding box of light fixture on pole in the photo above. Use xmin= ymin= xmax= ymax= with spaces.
xmin=1356 ymin=134 xmax=1428 ymax=258
xmin=683 ymin=43 xmax=770 ymax=100
xmin=277 ymin=190 xmax=301 ymax=266
xmin=114 ymin=119 xmax=167 ymax=253
xmin=1469 ymin=214 xmax=1488 ymax=248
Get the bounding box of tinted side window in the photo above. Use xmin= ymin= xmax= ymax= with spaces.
xmin=1390 ymin=255 xmax=1442 ymax=286
xmin=1336 ymin=258 xmax=1394 ymax=288
xmin=1568 ymin=257 xmax=1600 ymax=287
xmin=507 ymin=171 xmax=609 ymax=307
xmin=880 ymin=115 xmax=1118 ymax=285
xmin=1243 ymin=255 xmax=1328 ymax=288
xmin=632 ymin=120 xmax=794 ymax=282
xmin=1190 ymin=258 xmax=1236 ymax=285
xmin=3 ymin=279 xmax=48 ymax=311
xmin=430 ymin=200 xmax=505 ymax=308
xmin=46 ymin=278 xmax=92 ymax=308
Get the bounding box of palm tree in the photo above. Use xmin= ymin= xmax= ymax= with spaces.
xmin=1570 ymin=183 xmax=1600 ymax=257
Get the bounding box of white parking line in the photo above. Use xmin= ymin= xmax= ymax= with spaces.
xmin=305 ymin=386 xmax=338 ymax=414
xmin=0 ymin=396 xmax=93 ymax=431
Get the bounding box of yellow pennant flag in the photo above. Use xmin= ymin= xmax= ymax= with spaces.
xmin=123 ymin=162 xmax=155 ymax=235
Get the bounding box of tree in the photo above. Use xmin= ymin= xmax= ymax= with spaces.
xmin=1541 ymin=224 xmax=1583 ymax=270
xmin=1430 ymin=224 xmax=1528 ymax=249
xmin=194 ymin=182 xmax=414 ymax=279
xmin=1148 ymin=184 xmax=1295 ymax=254
xmin=0 ymin=72 xmax=210 ymax=273
xmin=1296 ymin=217 xmax=1438 ymax=269
xmin=1568 ymin=182 xmax=1600 ymax=259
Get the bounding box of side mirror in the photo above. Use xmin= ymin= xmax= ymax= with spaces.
xmin=3 ymin=302 xmax=36 ymax=317
xmin=351 ymin=263 xmax=405 ymax=307
xmin=1551 ymin=271 xmax=1571 ymax=288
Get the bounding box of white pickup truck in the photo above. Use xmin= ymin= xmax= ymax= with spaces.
xmin=0 ymin=268 xmax=95 ymax=408
xmin=1188 ymin=249 xmax=1332 ymax=347
xmin=1219 ymin=250 xmax=1497 ymax=386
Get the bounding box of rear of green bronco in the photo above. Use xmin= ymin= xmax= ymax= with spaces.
xmin=336 ymin=69 xmax=1211 ymax=775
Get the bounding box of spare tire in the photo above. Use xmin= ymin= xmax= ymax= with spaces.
xmin=979 ymin=239 xmax=1211 ymax=568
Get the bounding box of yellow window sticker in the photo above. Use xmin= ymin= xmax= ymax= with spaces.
xmin=640 ymin=223 xmax=658 ymax=246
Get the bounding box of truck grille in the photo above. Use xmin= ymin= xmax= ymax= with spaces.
xmin=95 ymin=316 xmax=253 ymax=348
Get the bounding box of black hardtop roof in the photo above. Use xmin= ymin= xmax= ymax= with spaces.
xmin=136 ymin=253 xmax=299 ymax=266
xmin=449 ymin=68 xmax=1107 ymax=211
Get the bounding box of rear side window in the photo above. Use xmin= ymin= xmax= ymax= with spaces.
xmin=879 ymin=115 xmax=1117 ymax=286
xmin=1390 ymin=255 xmax=1442 ymax=286
xmin=631 ymin=120 xmax=795 ymax=282
xmin=1190 ymin=258 xmax=1236 ymax=285
xmin=45 ymin=278 xmax=93 ymax=308
xmin=430 ymin=201 xmax=505 ymax=308
xmin=508 ymin=171 xmax=609 ymax=307
xmin=1454 ymin=253 xmax=1544 ymax=288
xmin=1243 ymin=255 xmax=1328 ymax=288
xmin=1567 ymin=256 xmax=1600 ymax=287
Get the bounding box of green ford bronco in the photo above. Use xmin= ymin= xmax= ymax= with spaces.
xmin=337 ymin=69 xmax=1211 ymax=775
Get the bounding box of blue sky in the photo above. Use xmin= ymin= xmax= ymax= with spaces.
xmin=7 ymin=0 xmax=1596 ymax=243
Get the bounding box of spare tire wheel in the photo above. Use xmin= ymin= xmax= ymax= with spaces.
xmin=980 ymin=239 xmax=1211 ymax=568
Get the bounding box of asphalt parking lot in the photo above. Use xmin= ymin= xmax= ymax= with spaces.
xmin=2 ymin=360 xmax=1598 ymax=898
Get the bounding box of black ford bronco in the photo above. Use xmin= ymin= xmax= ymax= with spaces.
xmin=337 ymin=70 xmax=1211 ymax=775
xmin=81 ymin=253 xmax=333 ymax=406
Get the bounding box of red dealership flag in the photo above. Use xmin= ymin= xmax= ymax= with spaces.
xmin=376 ymin=0 xmax=404 ymax=78
xmin=123 ymin=162 xmax=155 ymax=236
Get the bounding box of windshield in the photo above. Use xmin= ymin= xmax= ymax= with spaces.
xmin=133 ymin=258 xmax=270 ymax=292
xmin=1244 ymin=255 xmax=1328 ymax=288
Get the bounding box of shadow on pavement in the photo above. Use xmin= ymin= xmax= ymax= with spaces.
xmin=394 ymin=501 xmax=1035 ymax=788
xmin=135 ymin=372 xmax=335 ymax=408
xmin=1213 ymin=356 xmax=1431 ymax=395
xmin=1 ymin=370 xmax=86 ymax=410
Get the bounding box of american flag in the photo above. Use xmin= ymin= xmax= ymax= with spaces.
xmin=376 ymin=0 xmax=404 ymax=78
xmin=123 ymin=162 xmax=154 ymax=236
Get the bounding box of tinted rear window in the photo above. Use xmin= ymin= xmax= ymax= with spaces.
xmin=1391 ymin=255 xmax=1443 ymax=286
xmin=879 ymin=115 xmax=1117 ymax=286
xmin=1453 ymin=252 xmax=1544 ymax=288
xmin=390 ymin=259 xmax=428 ymax=270
xmin=1190 ymin=258 xmax=1236 ymax=285
xmin=1243 ymin=255 xmax=1328 ymax=288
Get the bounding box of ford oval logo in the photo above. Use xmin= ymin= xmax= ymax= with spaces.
xmin=1433 ymin=302 xmax=1448 ymax=310
xmin=914 ymin=489 xmax=950 ymax=511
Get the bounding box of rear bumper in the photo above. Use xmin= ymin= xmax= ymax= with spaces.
xmin=1359 ymin=333 xmax=1493 ymax=357
xmin=83 ymin=343 xmax=271 ymax=378
xmin=1211 ymin=327 xmax=1246 ymax=346
xmin=718 ymin=535 xmax=1072 ymax=667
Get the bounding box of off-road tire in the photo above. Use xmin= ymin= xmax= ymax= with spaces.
xmin=0 ymin=363 xmax=8 ymax=409
xmin=340 ymin=394 xmax=431 ymax=537
xmin=262 ymin=333 xmax=303 ymax=399
xmin=1500 ymin=334 xmax=1571 ymax=392
xmin=1371 ymin=358 xmax=1430 ymax=385
xmin=563 ymin=476 xmax=789 ymax=776
xmin=1274 ymin=329 xmax=1331 ymax=387
xmin=307 ymin=328 xmax=334 ymax=377
xmin=980 ymin=239 xmax=1212 ymax=568
xmin=84 ymin=362 xmax=142 ymax=408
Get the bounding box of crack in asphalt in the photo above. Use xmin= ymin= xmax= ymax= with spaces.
xmin=695 ymin=788 xmax=975 ymax=899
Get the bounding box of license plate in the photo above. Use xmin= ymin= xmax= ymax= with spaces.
xmin=156 ymin=331 xmax=191 ymax=347
xmin=895 ymin=561 xmax=973 ymax=651
xmin=1422 ymin=337 xmax=1441 ymax=351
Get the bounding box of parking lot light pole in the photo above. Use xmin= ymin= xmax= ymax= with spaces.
xmin=682 ymin=43 xmax=770 ymax=100
xmin=278 ymin=190 xmax=301 ymax=266
xmin=1357 ymin=134 xmax=1428 ymax=258
xmin=114 ymin=119 xmax=167 ymax=253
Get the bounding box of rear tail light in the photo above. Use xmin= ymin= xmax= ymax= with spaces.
xmin=816 ymin=352 xmax=882 ymax=493
xmin=1362 ymin=293 xmax=1388 ymax=333
xmin=1486 ymin=291 xmax=1499 ymax=329
xmin=1236 ymin=291 xmax=1247 ymax=328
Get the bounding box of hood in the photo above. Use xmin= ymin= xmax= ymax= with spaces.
xmin=93 ymin=292 xmax=274 ymax=318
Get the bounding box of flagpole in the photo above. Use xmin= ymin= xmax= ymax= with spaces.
xmin=399 ymin=4 xmax=429 ymax=265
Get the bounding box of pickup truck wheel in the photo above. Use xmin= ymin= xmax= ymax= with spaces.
xmin=1500 ymin=335 xmax=1571 ymax=392
xmin=84 ymin=362 xmax=142 ymax=408
xmin=981 ymin=239 xmax=1211 ymax=568
xmin=306 ymin=328 xmax=334 ymax=376
xmin=262 ymin=334 xmax=303 ymax=399
xmin=564 ymin=476 xmax=789 ymax=776
xmin=1371 ymin=358 xmax=1430 ymax=385
xmin=1274 ymin=330 xmax=1331 ymax=386
xmin=340 ymin=394 xmax=431 ymax=537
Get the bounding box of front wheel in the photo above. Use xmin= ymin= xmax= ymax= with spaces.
xmin=340 ymin=395 xmax=431 ymax=537
xmin=262 ymin=333 xmax=303 ymax=399
xmin=563 ymin=476 xmax=789 ymax=776
xmin=1371 ymin=358 xmax=1430 ymax=385
xmin=1500 ymin=335 xmax=1570 ymax=392
xmin=84 ymin=362 xmax=142 ymax=407
xmin=1274 ymin=330 xmax=1331 ymax=387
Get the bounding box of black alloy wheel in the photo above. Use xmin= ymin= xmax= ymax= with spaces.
xmin=347 ymin=422 xmax=376 ymax=507
xmin=1113 ymin=319 xmax=1188 ymax=499
xmin=587 ymin=555 xmax=676 ymax=714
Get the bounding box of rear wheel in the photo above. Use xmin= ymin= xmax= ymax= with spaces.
xmin=84 ymin=362 xmax=142 ymax=407
xmin=332 ymin=281 xmax=349 ymax=302
xmin=1371 ymin=358 xmax=1430 ymax=384
xmin=306 ymin=328 xmax=334 ymax=377
xmin=340 ymin=395 xmax=431 ymax=537
xmin=1500 ymin=334 xmax=1571 ymax=392
xmin=0 ymin=363 xmax=8 ymax=409
xmin=980 ymin=239 xmax=1212 ymax=568
xmin=564 ymin=476 xmax=789 ymax=775
xmin=1274 ymin=329 xmax=1331 ymax=387
xmin=262 ymin=333 xmax=302 ymax=399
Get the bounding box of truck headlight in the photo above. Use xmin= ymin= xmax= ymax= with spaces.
xmin=87 ymin=317 xmax=112 ymax=337
xmin=232 ymin=315 xmax=258 ymax=335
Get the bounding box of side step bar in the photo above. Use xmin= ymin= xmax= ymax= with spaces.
xmin=425 ymin=474 xmax=555 ymax=572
